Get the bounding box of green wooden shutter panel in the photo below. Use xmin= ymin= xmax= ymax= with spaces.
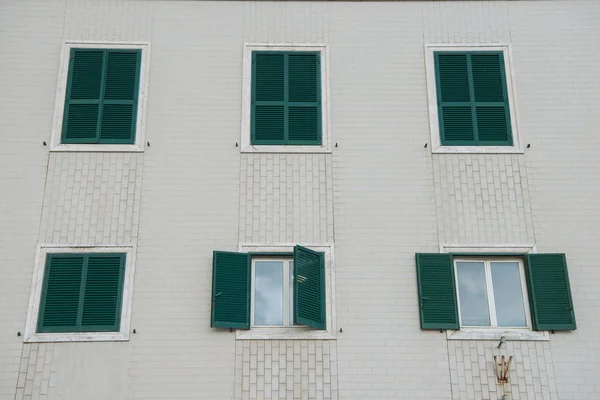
xmin=81 ymin=255 xmax=126 ymax=332
xmin=38 ymin=255 xmax=84 ymax=332
xmin=37 ymin=253 xmax=125 ymax=333
xmin=415 ymin=253 xmax=459 ymax=330
xmin=526 ymin=254 xmax=576 ymax=331
xmin=62 ymin=49 xmax=140 ymax=144
xmin=211 ymin=251 xmax=251 ymax=329
xmin=293 ymin=245 xmax=326 ymax=330
xmin=251 ymin=52 xmax=321 ymax=145
xmin=435 ymin=51 xmax=512 ymax=146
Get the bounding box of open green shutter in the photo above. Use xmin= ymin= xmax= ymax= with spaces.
xmin=99 ymin=50 xmax=141 ymax=144
xmin=80 ymin=254 xmax=126 ymax=332
xmin=435 ymin=51 xmax=512 ymax=146
xmin=293 ymin=245 xmax=326 ymax=330
xmin=62 ymin=49 xmax=104 ymax=143
xmin=211 ymin=251 xmax=251 ymax=329
xmin=415 ymin=253 xmax=459 ymax=330
xmin=38 ymin=254 xmax=85 ymax=333
xmin=525 ymin=254 xmax=576 ymax=331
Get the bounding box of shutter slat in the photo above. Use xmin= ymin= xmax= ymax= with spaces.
xmin=415 ymin=253 xmax=459 ymax=330
xmin=211 ymin=251 xmax=251 ymax=329
xmin=81 ymin=255 xmax=125 ymax=332
xmin=476 ymin=106 xmax=510 ymax=143
xmin=38 ymin=256 xmax=84 ymax=332
xmin=289 ymin=106 xmax=319 ymax=142
xmin=440 ymin=106 xmax=474 ymax=142
xmin=437 ymin=54 xmax=470 ymax=102
xmin=294 ymin=246 xmax=326 ymax=330
xmin=526 ymin=254 xmax=576 ymax=331
xmin=289 ymin=54 xmax=318 ymax=102
xmin=471 ymin=53 xmax=505 ymax=102
xmin=254 ymin=105 xmax=285 ymax=142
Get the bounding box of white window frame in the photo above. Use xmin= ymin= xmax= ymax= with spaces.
xmin=425 ymin=44 xmax=523 ymax=154
xmin=237 ymin=243 xmax=335 ymax=340
xmin=49 ymin=41 xmax=151 ymax=152
xmin=251 ymin=257 xmax=294 ymax=328
xmin=24 ymin=244 xmax=137 ymax=343
xmin=454 ymin=258 xmax=531 ymax=329
xmin=240 ymin=43 xmax=332 ymax=154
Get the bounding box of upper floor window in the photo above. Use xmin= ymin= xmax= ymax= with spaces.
xmin=50 ymin=42 xmax=149 ymax=152
xmin=241 ymin=45 xmax=330 ymax=153
xmin=62 ymin=49 xmax=141 ymax=145
xmin=426 ymin=46 xmax=521 ymax=153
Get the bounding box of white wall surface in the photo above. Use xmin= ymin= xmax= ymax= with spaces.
xmin=0 ymin=1 xmax=599 ymax=400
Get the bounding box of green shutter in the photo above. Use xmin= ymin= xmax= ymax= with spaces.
xmin=251 ymin=52 xmax=321 ymax=145
xmin=435 ymin=51 xmax=512 ymax=146
xmin=62 ymin=49 xmax=141 ymax=145
xmin=293 ymin=245 xmax=326 ymax=330
xmin=37 ymin=253 xmax=126 ymax=333
xmin=415 ymin=253 xmax=459 ymax=330
xmin=525 ymin=254 xmax=576 ymax=331
xmin=211 ymin=251 xmax=251 ymax=329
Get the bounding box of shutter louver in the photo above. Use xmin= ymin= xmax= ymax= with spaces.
xmin=81 ymin=255 xmax=126 ymax=332
xmin=38 ymin=255 xmax=84 ymax=332
xmin=211 ymin=251 xmax=251 ymax=329
xmin=435 ymin=51 xmax=512 ymax=146
xmin=415 ymin=253 xmax=459 ymax=330
xmin=251 ymin=51 xmax=321 ymax=145
xmin=293 ymin=246 xmax=326 ymax=330
xmin=61 ymin=49 xmax=140 ymax=144
xmin=525 ymin=254 xmax=576 ymax=331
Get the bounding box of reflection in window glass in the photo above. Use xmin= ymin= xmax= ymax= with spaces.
xmin=491 ymin=262 xmax=527 ymax=327
xmin=254 ymin=261 xmax=284 ymax=326
xmin=456 ymin=262 xmax=490 ymax=326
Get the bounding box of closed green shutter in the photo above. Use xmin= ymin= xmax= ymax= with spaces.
xmin=211 ymin=251 xmax=251 ymax=329
xmin=37 ymin=253 xmax=126 ymax=333
xmin=525 ymin=254 xmax=576 ymax=331
xmin=251 ymin=52 xmax=321 ymax=145
xmin=62 ymin=49 xmax=141 ymax=144
xmin=435 ymin=51 xmax=512 ymax=146
xmin=415 ymin=253 xmax=459 ymax=330
xmin=293 ymin=245 xmax=326 ymax=330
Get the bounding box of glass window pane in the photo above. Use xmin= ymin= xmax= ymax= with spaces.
xmin=491 ymin=262 xmax=527 ymax=327
xmin=254 ymin=261 xmax=284 ymax=326
xmin=456 ymin=262 xmax=491 ymax=326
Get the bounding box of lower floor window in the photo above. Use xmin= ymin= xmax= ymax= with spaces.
xmin=455 ymin=259 xmax=529 ymax=328
xmin=252 ymin=258 xmax=294 ymax=327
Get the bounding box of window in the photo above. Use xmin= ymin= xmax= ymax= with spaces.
xmin=241 ymin=45 xmax=330 ymax=153
xmin=38 ymin=253 xmax=126 ymax=333
xmin=415 ymin=253 xmax=576 ymax=332
xmin=211 ymin=245 xmax=328 ymax=334
xmin=61 ymin=49 xmax=141 ymax=145
xmin=50 ymin=42 xmax=149 ymax=152
xmin=425 ymin=45 xmax=520 ymax=153
xmin=252 ymin=51 xmax=321 ymax=145
xmin=454 ymin=259 xmax=529 ymax=328
xmin=24 ymin=246 xmax=136 ymax=342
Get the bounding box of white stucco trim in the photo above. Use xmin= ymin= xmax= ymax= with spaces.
xmin=240 ymin=44 xmax=332 ymax=154
xmin=236 ymin=243 xmax=336 ymax=340
xmin=49 ymin=41 xmax=151 ymax=152
xmin=425 ymin=44 xmax=523 ymax=154
xmin=440 ymin=243 xmax=551 ymax=341
xmin=24 ymin=244 xmax=137 ymax=343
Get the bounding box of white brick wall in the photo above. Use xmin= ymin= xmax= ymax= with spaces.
xmin=1 ymin=1 xmax=599 ymax=399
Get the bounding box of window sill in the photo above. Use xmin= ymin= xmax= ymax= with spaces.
xmin=241 ymin=145 xmax=331 ymax=154
xmin=432 ymin=145 xmax=523 ymax=155
xmin=25 ymin=332 xmax=130 ymax=343
xmin=236 ymin=326 xmax=335 ymax=340
xmin=50 ymin=143 xmax=144 ymax=152
xmin=447 ymin=329 xmax=549 ymax=341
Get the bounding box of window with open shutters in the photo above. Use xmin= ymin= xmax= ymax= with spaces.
xmin=415 ymin=253 xmax=576 ymax=332
xmin=211 ymin=245 xmax=327 ymax=331
xmin=61 ymin=48 xmax=141 ymax=145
